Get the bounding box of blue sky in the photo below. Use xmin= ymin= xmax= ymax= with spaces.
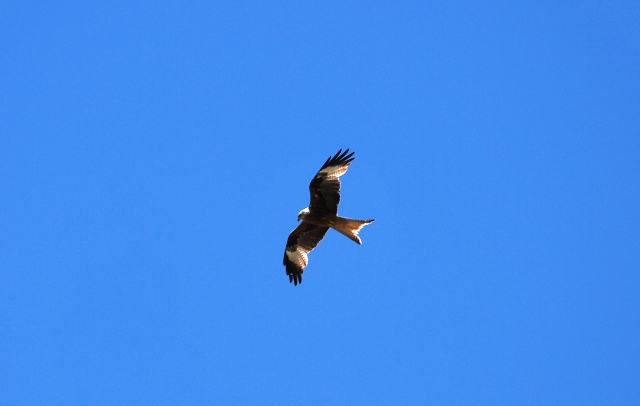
xmin=1 ymin=2 xmax=639 ymax=404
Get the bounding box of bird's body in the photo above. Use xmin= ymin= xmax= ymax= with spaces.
xmin=283 ymin=149 xmax=374 ymax=285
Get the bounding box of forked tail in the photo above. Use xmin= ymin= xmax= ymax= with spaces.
xmin=333 ymin=216 xmax=375 ymax=244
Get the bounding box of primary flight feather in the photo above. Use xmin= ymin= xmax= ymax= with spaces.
xmin=283 ymin=149 xmax=375 ymax=285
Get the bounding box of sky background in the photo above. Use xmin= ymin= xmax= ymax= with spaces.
xmin=1 ymin=2 xmax=639 ymax=404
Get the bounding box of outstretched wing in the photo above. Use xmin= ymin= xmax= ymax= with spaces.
xmin=309 ymin=148 xmax=355 ymax=214
xmin=283 ymin=222 xmax=330 ymax=286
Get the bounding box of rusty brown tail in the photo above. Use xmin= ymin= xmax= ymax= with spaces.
xmin=332 ymin=217 xmax=375 ymax=244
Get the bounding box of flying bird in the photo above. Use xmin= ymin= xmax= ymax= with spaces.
xmin=283 ymin=149 xmax=375 ymax=285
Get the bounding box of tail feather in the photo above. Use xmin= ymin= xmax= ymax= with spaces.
xmin=333 ymin=217 xmax=375 ymax=244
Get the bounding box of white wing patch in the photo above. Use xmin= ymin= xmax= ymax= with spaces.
xmin=318 ymin=164 xmax=349 ymax=178
xmin=286 ymin=249 xmax=308 ymax=268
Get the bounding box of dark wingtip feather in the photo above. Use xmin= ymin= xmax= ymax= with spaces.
xmin=290 ymin=274 xmax=301 ymax=286
xmin=287 ymin=269 xmax=302 ymax=286
xmin=320 ymin=148 xmax=356 ymax=170
xmin=337 ymin=148 xmax=355 ymax=164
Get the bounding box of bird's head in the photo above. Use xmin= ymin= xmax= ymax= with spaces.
xmin=297 ymin=207 xmax=310 ymax=221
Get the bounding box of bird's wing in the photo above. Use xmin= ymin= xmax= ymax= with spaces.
xmin=283 ymin=222 xmax=330 ymax=286
xmin=308 ymin=148 xmax=355 ymax=214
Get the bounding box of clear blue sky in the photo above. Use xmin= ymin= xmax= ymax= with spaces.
xmin=1 ymin=2 xmax=639 ymax=404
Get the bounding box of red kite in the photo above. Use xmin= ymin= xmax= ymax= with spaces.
xmin=283 ymin=149 xmax=375 ymax=285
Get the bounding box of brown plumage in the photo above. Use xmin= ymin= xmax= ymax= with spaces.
xmin=283 ymin=149 xmax=375 ymax=285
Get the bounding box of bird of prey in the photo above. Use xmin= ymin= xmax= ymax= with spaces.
xmin=283 ymin=149 xmax=374 ymax=285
